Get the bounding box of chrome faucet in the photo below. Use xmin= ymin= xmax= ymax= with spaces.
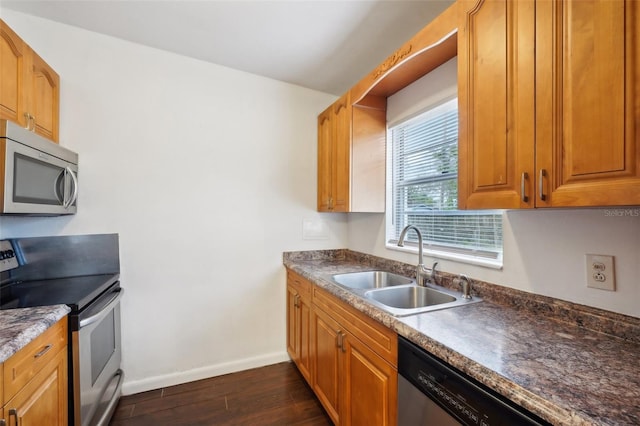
xmin=397 ymin=225 xmax=435 ymax=286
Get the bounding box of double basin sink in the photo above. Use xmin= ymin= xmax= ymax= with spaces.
xmin=331 ymin=270 xmax=481 ymax=317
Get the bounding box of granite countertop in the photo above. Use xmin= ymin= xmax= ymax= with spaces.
xmin=284 ymin=249 xmax=640 ymax=426
xmin=0 ymin=305 xmax=71 ymax=363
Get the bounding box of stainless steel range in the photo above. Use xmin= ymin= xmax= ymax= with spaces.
xmin=0 ymin=234 xmax=124 ymax=426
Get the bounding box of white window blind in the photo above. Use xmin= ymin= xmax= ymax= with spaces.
xmin=388 ymin=98 xmax=503 ymax=260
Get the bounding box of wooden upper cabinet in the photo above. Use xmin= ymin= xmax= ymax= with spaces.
xmin=535 ymin=0 xmax=640 ymax=207
xmin=317 ymin=107 xmax=333 ymax=211
xmin=316 ymin=2 xmax=461 ymax=214
xmin=317 ymin=93 xmax=350 ymax=212
xmin=29 ymin=51 xmax=60 ymax=142
xmin=332 ymin=93 xmax=351 ymax=212
xmin=459 ymin=0 xmax=640 ymax=209
xmin=0 ymin=20 xmax=29 ymax=129
xmin=0 ymin=19 xmax=60 ymax=143
xmin=317 ymin=92 xmax=386 ymax=213
xmin=458 ymin=0 xmax=536 ymax=209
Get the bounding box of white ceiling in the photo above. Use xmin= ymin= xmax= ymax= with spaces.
xmin=0 ymin=0 xmax=454 ymax=95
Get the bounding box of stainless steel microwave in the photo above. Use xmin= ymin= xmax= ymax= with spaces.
xmin=0 ymin=119 xmax=78 ymax=215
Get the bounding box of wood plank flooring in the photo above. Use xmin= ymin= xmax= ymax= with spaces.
xmin=110 ymin=361 xmax=332 ymax=426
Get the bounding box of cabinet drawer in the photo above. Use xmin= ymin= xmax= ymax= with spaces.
xmin=287 ymin=270 xmax=312 ymax=301
xmin=4 ymin=317 xmax=67 ymax=402
xmin=313 ymin=286 xmax=397 ymax=366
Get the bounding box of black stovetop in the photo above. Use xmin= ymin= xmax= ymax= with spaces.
xmin=0 ymin=273 xmax=120 ymax=311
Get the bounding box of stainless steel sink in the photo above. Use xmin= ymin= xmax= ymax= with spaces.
xmin=367 ymin=286 xmax=455 ymax=308
xmin=332 ymin=271 xmax=414 ymax=290
xmin=364 ymin=285 xmax=482 ymax=316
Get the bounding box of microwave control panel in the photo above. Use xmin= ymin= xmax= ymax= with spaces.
xmin=0 ymin=240 xmax=18 ymax=272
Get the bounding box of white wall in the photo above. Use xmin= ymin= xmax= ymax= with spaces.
xmin=350 ymin=61 xmax=640 ymax=319
xmin=0 ymin=11 xmax=347 ymax=394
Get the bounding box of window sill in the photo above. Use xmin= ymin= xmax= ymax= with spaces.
xmin=385 ymin=243 xmax=503 ymax=270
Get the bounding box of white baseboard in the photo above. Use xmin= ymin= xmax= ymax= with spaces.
xmin=121 ymin=351 xmax=291 ymax=395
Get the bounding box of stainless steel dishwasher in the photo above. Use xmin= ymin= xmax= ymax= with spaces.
xmin=398 ymin=336 xmax=551 ymax=426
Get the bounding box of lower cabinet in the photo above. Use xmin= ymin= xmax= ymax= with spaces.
xmin=286 ymin=271 xmax=313 ymax=383
xmin=312 ymin=307 xmax=342 ymax=423
xmin=286 ymin=269 xmax=398 ymax=426
xmin=341 ymin=333 xmax=397 ymax=425
xmin=1 ymin=317 xmax=68 ymax=426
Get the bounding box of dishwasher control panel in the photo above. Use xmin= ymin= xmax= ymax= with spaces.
xmin=416 ymin=369 xmax=481 ymax=424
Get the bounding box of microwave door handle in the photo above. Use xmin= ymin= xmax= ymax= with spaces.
xmin=64 ymin=167 xmax=78 ymax=209
xmin=54 ymin=169 xmax=66 ymax=205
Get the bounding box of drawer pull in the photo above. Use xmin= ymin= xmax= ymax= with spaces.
xmin=521 ymin=172 xmax=529 ymax=203
xmin=539 ymin=169 xmax=547 ymax=201
xmin=34 ymin=344 xmax=53 ymax=359
xmin=9 ymin=408 xmax=19 ymax=426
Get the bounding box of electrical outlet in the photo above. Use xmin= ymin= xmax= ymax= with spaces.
xmin=585 ymin=254 xmax=615 ymax=291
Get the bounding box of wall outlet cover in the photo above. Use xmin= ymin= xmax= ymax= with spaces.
xmin=585 ymin=254 xmax=615 ymax=291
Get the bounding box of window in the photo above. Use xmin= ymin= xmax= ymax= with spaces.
xmin=387 ymin=98 xmax=503 ymax=265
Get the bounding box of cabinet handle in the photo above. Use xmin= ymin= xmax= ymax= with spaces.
xmin=336 ymin=330 xmax=343 ymax=349
xmin=23 ymin=113 xmax=35 ymax=131
xmin=328 ymin=197 xmax=333 ymax=210
xmin=1 ymin=418 xmax=6 ymax=426
xmin=34 ymin=344 xmax=52 ymax=359
xmin=23 ymin=113 xmax=31 ymax=129
xmin=520 ymin=172 xmax=529 ymax=203
xmin=539 ymin=169 xmax=547 ymax=201
xmin=339 ymin=332 xmax=346 ymax=353
xmin=9 ymin=409 xmax=19 ymax=426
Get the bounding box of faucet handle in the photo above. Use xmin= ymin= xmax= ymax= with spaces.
xmin=457 ymin=274 xmax=473 ymax=299
xmin=429 ymin=261 xmax=438 ymax=285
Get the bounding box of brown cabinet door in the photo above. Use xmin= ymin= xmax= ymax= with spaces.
xmin=298 ymin=296 xmax=313 ymax=383
xmin=341 ymin=333 xmax=397 ymax=426
xmin=29 ymin=51 xmax=59 ymax=143
xmin=318 ymin=107 xmax=333 ymax=211
xmin=286 ymin=284 xmax=299 ymax=361
xmin=4 ymin=348 xmax=67 ymax=426
xmin=536 ymin=0 xmax=640 ymax=207
xmin=458 ymin=0 xmax=536 ymax=209
xmin=287 ymin=274 xmax=313 ymax=383
xmin=317 ymin=92 xmax=351 ymax=212
xmin=312 ymin=308 xmax=341 ymax=425
xmin=0 ymin=20 xmax=29 ymax=128
xmin=331 ymin=93 xmax=351 ymax=212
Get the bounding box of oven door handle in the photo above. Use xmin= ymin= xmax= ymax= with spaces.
xmin=80 ymin=288 xmax=124 ymax=328
xmin=92 ymin=369 xmax=124 ymax=426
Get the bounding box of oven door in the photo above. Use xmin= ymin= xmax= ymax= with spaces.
xmin=72 ymin=286 xmax=124 ymax=426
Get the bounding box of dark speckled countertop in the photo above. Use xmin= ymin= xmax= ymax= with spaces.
xmin=0 ymin=305 xmax=70 ymax=363
xmin=284 ymin=249 xmax=640 ymax=426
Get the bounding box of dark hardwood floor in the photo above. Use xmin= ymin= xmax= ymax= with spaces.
xmin=110 ymin=361 xmax=332 ymax=426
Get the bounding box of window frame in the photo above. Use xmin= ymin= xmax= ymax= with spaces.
xmin=385 ymin=97 xmax=504 ymax=269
